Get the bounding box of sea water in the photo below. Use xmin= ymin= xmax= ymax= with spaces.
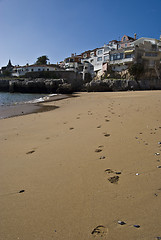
xmin=0 ymin=92 xmax=53 ymax=106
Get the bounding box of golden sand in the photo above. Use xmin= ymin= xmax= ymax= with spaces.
xmin=1 ymin=91 xmax=161 ymax=240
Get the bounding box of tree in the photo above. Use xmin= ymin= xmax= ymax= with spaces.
xmin=128 ymin=63 xmax=144 ymax=80
xmin=35 ymin=55 xmax=49 ymax=65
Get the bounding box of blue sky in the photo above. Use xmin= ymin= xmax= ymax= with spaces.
xmin=0 ymin=0 xmax=161 ymax=67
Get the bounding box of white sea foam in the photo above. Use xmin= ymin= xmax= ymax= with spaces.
xmin=25 ymin=94 xmax=58 ymax=104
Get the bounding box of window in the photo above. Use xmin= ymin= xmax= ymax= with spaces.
xmin=38 ymin=68 xmax=41 ymax=71
xmin=31 ymin=69 xmax=34 ymax=71
xmin=125 ymin=54 xmax=132 ymax=58
xmin=110 ymin=55 xmax=113 ymax=61
xmin=97 ymin=57 xmax=102 ymax=61
xmin=123 ymin=36 xmax=126 ymax=42
xmin=97 ymin=50 xmax=103 ymax=55
xmin=120 ymin=53 xmax=124 ymax=59
xmin=104 ymin=55 xmax=108 ymax=61
xmin=90 ymin=59 xmax=94 ymax=63
xmin=47 ymin=69 xmax=49 ymax=71
xmin=90 ymin=65 xmax=94 ymax=70
xmin=125 ymin=43 xmax=127 ymax=47
xmin=83 ymin=53 xmax=87 ymax=58
xmin=90 ymin=52 xmax=94 ymax=57
xmin=113 ymin=54 xmax=117 ymax=60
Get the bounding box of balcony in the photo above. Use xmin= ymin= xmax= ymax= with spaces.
xmin=109 ymin=57 xmax=134 ymax=65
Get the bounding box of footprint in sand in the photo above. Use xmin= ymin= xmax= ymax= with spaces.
xmin=105 ymin=169 xmax=120 ymax=184
xmin=95 ymin=149 xmax=102 ymax=153
xmin=26 ymin=150 xmax=35 ymax=154
xmin=104 ymin=133 xmax=110 ymax=137
xmin=108 ymin=176 xmax=119 ymax=183
xmin=105 ymin=169 xmax=114 ymax=174
xmin=95 ymin=146 xmax=103 ymax=153
xmin=91 ymin=225 xmax=108 ymax=237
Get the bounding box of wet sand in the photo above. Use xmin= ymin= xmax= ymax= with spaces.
xmin=0 ymin=91 xmax=161 ymax=240
xmin=0 ymin=94 xmax=70 ymax=119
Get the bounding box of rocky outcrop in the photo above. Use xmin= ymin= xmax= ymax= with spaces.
xmin=0 ymin=79 xmax=10 ymax=91
xmin=9 ymin=78 xmax=65 ymax=93
xmin=1 ymin=78 xmax=161 ymax=93
xmin=0 ymin=78 xmax=82 ymax=94
xmin=84 ymin=79 xmax=161 ymax=92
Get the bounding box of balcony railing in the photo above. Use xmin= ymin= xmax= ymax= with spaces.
xmin=109 ymin=57 xmax=134 ymax=65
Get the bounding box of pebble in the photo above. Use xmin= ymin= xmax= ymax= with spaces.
xmin=158 ymin=142 xmax=161 ymax=145
xmin=99 ymin=156 xmax=105 ymax=159
xmin=118 ymin=221 xmax=126 ymax=225
xmin=156 ymin=237 xmax=161 ymax=240
xmin=157 ymin=166 xmax=161 ymax=168
xmin=155 ymin=153 xmax=160 ymax=155
xmin=136 ymin=173 xmax=140 ymax=176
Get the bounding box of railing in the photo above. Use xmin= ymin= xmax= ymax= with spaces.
xmin=109 ymin=58 xmax=134 ymax=65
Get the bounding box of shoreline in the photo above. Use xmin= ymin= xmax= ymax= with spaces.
xmin=0 ymin=94 xmax=71 ymax=119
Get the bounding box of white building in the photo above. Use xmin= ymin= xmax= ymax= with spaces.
xmin=12 ymin=64 xmax=61 ymax=77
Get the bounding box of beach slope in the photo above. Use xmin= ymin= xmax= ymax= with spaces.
xmin=0 ymin=91 xmax=161 ymax=240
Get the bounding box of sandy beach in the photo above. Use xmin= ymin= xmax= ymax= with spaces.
xmin=1 ymin=91 xmax=161 ymax=240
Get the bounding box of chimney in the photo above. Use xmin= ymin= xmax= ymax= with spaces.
xmin=134 ymin=33 xmax=137 ymax=40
